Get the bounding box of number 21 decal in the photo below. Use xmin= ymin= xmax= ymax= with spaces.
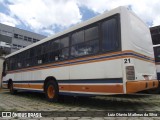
xmin=124 ymin=58 xmax=131 ymax=64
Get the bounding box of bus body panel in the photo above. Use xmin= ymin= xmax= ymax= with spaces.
xmin=119 ymin=7 xmax=158 ymax=93
xmin=120 ymin=7 xmax=157 ymax=82
xmin=69 ymin=59 xmax=122 ymax=79
xmin=3 ymin=56 xmax=124 ymax=94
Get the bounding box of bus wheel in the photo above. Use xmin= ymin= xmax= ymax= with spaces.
xmin=45 ymin=81 xmax=58 ymax=102
xmin=9 ymin=82 xmax=17 ymax=94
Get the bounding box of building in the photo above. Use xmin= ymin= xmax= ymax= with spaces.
xmin=150 ymin=25 xmax=160 ymax=45
xmin=0 ymin=23 xmax=46 ymax=54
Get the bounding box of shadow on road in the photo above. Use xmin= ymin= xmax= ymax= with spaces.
xmin=3 ymin=91 xmax=155 ymax=110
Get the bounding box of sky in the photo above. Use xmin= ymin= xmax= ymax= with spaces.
xmin=0 ymin=0 xmax=160 ymax=36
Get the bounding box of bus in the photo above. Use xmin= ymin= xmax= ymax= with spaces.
xmin=150 ymin=25 xmax=160 ymax=93
xmin=2 ymin=6 xmax=158 ymax=102
xmin=151 ymin=26 xmax=160 ymax=79
xmin=153 ymin=45 xmax=160 ymax=79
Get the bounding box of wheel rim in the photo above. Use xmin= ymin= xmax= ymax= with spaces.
xmin=47 ymin=85 xmax=55 ymax=99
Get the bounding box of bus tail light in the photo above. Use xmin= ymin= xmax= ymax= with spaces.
xmin=126 ymin=66 xmax=135 ymax=80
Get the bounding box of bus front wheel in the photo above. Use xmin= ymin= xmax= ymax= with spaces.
xmin=45 ymin=81 xmax=59 ymax=102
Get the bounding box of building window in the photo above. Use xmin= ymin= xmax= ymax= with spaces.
xmin=24 ymin=36 xmax=28 ymax=41
xmin=33 ymin=39 xmax=37 ymax=43
xmin=28 ymin=37 xmax=32 ymax=42
xmin=14 ymin=34 xmax=18 ymax=38
xmin=1 ymin=30 xmax=12 ymax=37
xmin=12 ymin=44 xmax=18 ymax=49
xmin=18 ymin=35 xmax=23 ymax=39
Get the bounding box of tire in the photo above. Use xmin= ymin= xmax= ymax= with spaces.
xmin=45 ymin=81 xmax=59 ymax=102
xmin=9 ymin=82 xmax=17 ymax=95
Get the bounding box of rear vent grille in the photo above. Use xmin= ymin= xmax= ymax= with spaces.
xmin=126 ymin=66 xmax=135 ymax=80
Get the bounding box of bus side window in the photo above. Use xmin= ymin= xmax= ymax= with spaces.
xmin=101 ymin=18 xmax=118 ymax=51
xmin=59 ymin=37 xmax=69 ymax=60
xmin=60 ymin=48 xmax=69 ymax=60
xmin=17 ymin=62 xmax=22 ymax=68
xmin=84 ymin=26 xmax=99 ymax=54
xmin=71 ymin=30 xmax=84 ymax=57
xmin=71 ymin=26 xmax=99 ymax=57
xmin=71 ymin=31 xmax=84 ymax=45
xmin=85 ymin=26 xmax=98 ymax=42
xmin=71 ymin=46 xmax=78 ymax=57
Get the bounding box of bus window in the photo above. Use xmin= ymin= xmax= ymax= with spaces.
xmin=154 ymin=46 xmax=160 ymax=62
xmin=71 ymin=30 xmax=84 ymax=45
xmin=102 ymin=18 xmax=118 ymax=52
xmin=52 ymin=39 xmax=60 ymax=50
xmin=71 ymin=26 xmax=99 ymax=57
xmin=71 ymin=40 xmax=99 ymax=57
xmin=60 ymin=37 xmax=69 ymax=48
xmin=85 ymin=26 xmax=98 ymax=41
xmin=60 ymin=48 xmax=69 ymax=60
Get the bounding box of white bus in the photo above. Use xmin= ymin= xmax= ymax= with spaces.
xmin=2 ymin=6 xmax=158 ymax=102
xmin=153 ymin=45 xmax=160 ymax=79
xmin=150 ymin=26 xmax=160 ymax=93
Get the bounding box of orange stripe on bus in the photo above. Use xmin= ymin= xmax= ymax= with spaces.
xmin=123 ymin=50 xmax=154 ymax=61
xmin=13 ymin=83 xmax=124 ymax=94
xmin=126 ymin=80 xmax=158 ymax=93
xmin=59 ymin=84 xmax=124 ymax=93
xmin=14 ymin=84 xmax=43 ymax=89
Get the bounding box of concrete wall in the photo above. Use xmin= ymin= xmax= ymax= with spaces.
xmin=0 ymin=57 xmax=4 ymax=88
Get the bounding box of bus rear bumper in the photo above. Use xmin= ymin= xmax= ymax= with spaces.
xmin=126 ymin=80 xmax=159 ymax=93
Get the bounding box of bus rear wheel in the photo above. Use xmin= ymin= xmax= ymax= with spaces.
xmin=45 ymin=81 xmax=58 ymax=102
xmin=9 ymin=82 xmax=17 ymax=94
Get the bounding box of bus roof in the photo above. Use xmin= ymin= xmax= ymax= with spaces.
xmin=6 ymin=6 xmax=127 ymax=58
